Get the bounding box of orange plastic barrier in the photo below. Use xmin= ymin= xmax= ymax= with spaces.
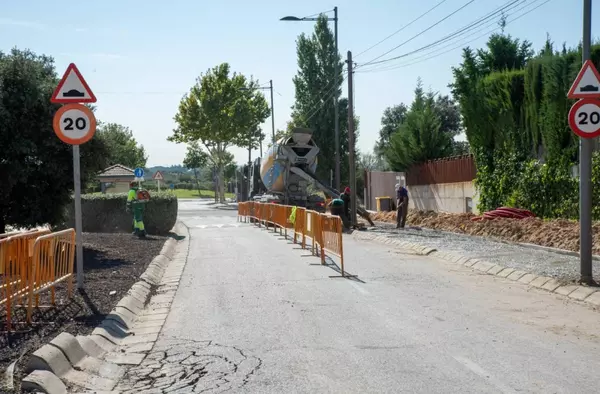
xmin=293 ymin=207 xmax=306 ymax=245
xmin=237 ymin=202 xmax=350 ymax=277
xmin=303 ymin=210 xmax=323 ymax=257
xmin=27 ymin=229 xmax=76 ymax=323
xmin=1 ymin=228 xmax=51 ymax=331
xmin=320 ymin=215 xmax=346 ymax=275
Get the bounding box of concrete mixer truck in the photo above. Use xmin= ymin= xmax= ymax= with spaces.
xmin=250 ymin=128 xmax=374 ymax=225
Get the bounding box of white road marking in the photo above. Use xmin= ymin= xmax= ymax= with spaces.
xmin=453 ymin=356 xmax=516 ymax=394
xmin=349 ymin=281 xmax=369 ymax=295
xmin=195 ymin=224 xmax=242 ymax=229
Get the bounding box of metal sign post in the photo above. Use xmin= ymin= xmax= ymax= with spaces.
xmin=72 ymin=145 xmax=84 ymax=289
xmin=567 ymin=0 xmax=595 ymax=284
xmin=51 ymin=63 xmax=97 ymax=289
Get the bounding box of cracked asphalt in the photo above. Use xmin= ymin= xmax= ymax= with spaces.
xmin=159 ymin=200 xmax=600 ymax=393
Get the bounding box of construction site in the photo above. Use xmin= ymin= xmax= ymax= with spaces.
xmin=372 ymin=209 xmax=595 ymax=254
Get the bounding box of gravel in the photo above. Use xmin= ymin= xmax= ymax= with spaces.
xmin=0 ymin=232 xmax=167 ymax=392
xmin=367 ymin=222 xmax=598 ymax=283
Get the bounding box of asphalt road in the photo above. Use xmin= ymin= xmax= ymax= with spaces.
xmin=165 ymin=200 xmax=600 ymax=393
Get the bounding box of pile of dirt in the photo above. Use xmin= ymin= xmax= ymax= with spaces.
xmin=371 ymin=210 xmax=600 ymax=254
xmin=0 ymin=232 xmax=167 ymax=392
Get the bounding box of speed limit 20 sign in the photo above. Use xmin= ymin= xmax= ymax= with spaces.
xmin=569 ymin=99 xmax=600 ymax=139
xmin=52 ymin=103 xmax=97 ymax=145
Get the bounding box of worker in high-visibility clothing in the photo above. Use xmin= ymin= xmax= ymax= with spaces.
xmin=126 ymin=182 xmax=147 ymax=238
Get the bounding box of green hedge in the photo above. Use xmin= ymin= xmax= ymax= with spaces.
xmin=65 ymin=191 xmax=178 ymax=235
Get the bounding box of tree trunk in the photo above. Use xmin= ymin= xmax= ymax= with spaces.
xmin=193 ymin=168 xmax=201 ymax=198
xmin=218 ymin=164 xmax=226 ymax=203
xmin=214 ymin=174 xmax=218 ymax=203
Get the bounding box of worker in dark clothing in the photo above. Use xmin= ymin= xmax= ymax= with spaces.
xmin=340 ymin=187 xmax=351 ymax=222
xmin=396 ymin=183 xmax=409 ymax=229
xmin=329 ymin=197 xmax=349 ymax=228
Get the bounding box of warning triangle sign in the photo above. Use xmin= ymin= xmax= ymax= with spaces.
xmin=568 ymin=60 xmax=600 ymax=99
xmin=51 ymin=63 xmax=97 ymax=104
xmin=152 ymin=171 xmax=164 ymax=180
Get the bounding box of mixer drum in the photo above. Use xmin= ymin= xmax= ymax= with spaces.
xmin=259 ymin=138 xmax=318 ymax=193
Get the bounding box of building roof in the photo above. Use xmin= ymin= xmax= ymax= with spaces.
xmin=97 ymin=164 xmax=135 ymax=178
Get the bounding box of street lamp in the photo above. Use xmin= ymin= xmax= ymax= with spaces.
xmin=281 ymin=7 xmax=340 ymax=192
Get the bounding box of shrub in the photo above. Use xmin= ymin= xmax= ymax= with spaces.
xmin=64 ymin=191 xmax=178 ymax=235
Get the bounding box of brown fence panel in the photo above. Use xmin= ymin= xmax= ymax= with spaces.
xmin=405 ymin=155 xmax=476 ymax=186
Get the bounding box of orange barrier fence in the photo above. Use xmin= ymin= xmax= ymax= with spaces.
xmin=27 ymin=229 xmax=76 ymax=323
xmin=320 ymin=215 xmax=345 ymax=275
xmin=238 ymin=202 xmax=351 ymax=277
xmin=1 ymin=228 xmax=52 ymax=331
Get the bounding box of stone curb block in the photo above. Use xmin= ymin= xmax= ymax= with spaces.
xmin=585 ymin=292 xmax=600 ymax=306
xmin=497 ymin=268 xmax=515 ymax=278
xmin=26 ymin=344 xmax=117 ymax=391
xmin=50 ymin=333 xmax=124 ymax=381
xmin=518 ymin=273 xmax=537 ymax=284
xmin=486 ymin=265 xmax=504 ymax=275
xmin=20 ymin=221 xmax=188 ymax=393
xmin=352 ymin=232 xmax=435 ymax=256
xmin=530 ymin=276 xmax=552 ymax=288
xmin=21 ymin=370 xmax=67 ymax=394
xmin=473 ymin=261 xmax=495 ymax=273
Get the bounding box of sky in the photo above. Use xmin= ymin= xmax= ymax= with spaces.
xmin=0 ymin=0 xmax=594 ymax=167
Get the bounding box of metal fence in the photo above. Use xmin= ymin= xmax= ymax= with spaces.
xmin=405 ymin=155 xmax=476 ymax=186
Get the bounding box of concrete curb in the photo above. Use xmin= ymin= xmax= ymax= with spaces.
xmin=21 ymin=221 xmax=191 ymax=394
xmin=354 ymin=231 xmax=600 ymax=309
xmin=352 ymin=231 xmax=437 ymax=256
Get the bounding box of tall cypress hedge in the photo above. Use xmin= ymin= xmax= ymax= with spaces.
xmin=453 ymin=34 xmax=600 ymax=219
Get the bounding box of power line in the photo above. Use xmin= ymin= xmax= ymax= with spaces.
xmin=354 ymin=0 xmax=449 ymax=58
xmin=357 ymin=0 xmax=529 ymax=73
xmin=356 ymin=0 xmax=550 ymax=74
xmin=275 ymin=68 xmax=349 ymax=131
xmin=303 ymin=74 xmax=348 ymax=125
xmin=356 ymin=0 xmax=476 ymax=69
xmin=358 ymin=0 xmax=525 ymax=70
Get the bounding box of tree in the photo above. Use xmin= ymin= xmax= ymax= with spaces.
xmin=375 ymin=104 xmax=407 ymax=163
xmin=358 ymin=151 xmax=385 ymax=172
xmin=385 ymin=80 xmax=454 ymax=171
xmin=169 ymin=63 xmax=269 ymax=202
xmin=0 ymin=48 xmax=108 ymax=232
xmin=183 ymin=141 xmax=210 ymax=197
xmin=289 ymin=15 xmax=358 ymax=185
xmin=96 ymin=122 xmax=148 ymax=169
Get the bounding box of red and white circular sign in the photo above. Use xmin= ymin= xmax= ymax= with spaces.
xmin=568 ymin=99 xmax=600 ymax=139
xmin=52 ymin=103 xmax=97 ymax=145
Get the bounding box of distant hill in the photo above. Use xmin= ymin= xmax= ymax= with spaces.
xmin=147 ymin=165 xmax=189 ymax=174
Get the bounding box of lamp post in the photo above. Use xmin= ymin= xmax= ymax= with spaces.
xmin=281 ymin=7 xmax=340 ymax=191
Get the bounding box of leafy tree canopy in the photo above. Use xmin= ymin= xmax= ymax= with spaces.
xmin=385 ymin=79 xmax=456 ymax=171
xmin=96 ymin=122 xmax=147 ymax=169
xmin=0 ymin=48 xmax=108 ymax=232
xmin=289 ymin=15 xmax=357 ymax=185
xmin=169 ymin=62 xmax=269 ymax=201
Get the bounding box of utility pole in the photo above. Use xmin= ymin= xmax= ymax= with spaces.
xmin=247 ymin=141 xmax=252 ymax=202
xmin=270 ymin=80 xmax=276 ymax=144
xmin=347 ymin=51 xmax=357 ymax=227
xmin=580 ymin=0 xmax=594 ymax=284
xmin=334 ymin=6 xmax=340 ymax=192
